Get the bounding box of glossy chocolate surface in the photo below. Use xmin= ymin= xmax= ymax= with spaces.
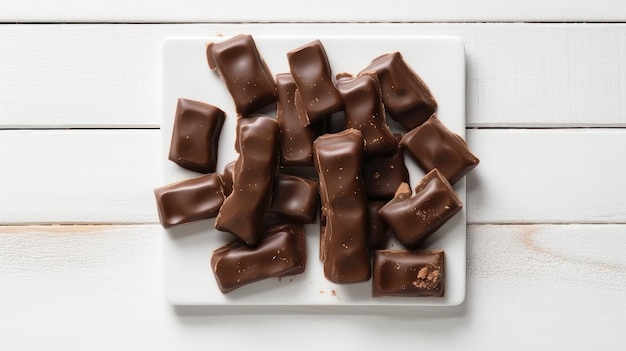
xmin=313 ymin=129 xmax=371 ymax=283
xmin=154 ymin=173 xmax=225 ymax=228
xmin=401 ymin=114 xmax=479 ymax=184
xmin=287 ymin=40 xmax=342 ymax=125
xmin=221 ymin=160 xmax=235 ymax=197
xmin=368 ymin=201 xmax=389 ymax=250
xmin=211 ymin=223 xmax=307 ymax=293
xmin=276 ymin=73 xmax=322 ymax=166
xmin=215 ymin=116 xmax=280 ymax=246
xmin=336 ymin=73 xmax=396 ymax=156
xmin=359 ymin=52 xmax=437 ymax=130
xmin=361 ymin=134 xmax=409 ymax=200
xmin=206 ymin=34 xmax=276 ymax=116
xmin=379 ymin=169 xmax=462 ymax=249
xmin=169 ymin=98 xmax=225 ymax=173
xmin=269 ymin=173 xmax=319 ymax=224
xmin=373 ymin=250 xmax=445 ymax=297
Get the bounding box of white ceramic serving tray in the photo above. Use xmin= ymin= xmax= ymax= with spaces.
xmin=161 ymin=35 xmax=466 ymax=306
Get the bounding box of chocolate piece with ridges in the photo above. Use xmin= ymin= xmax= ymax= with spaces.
xmin=336 ymin=73 xmax=396 ymax=156
xmin=154 ymin=173 xmax=225 ymax=228
xmin=206 ymin=34 xmax=276 ymax=116
xmin=313 ymin=129 xmax=371 ymax=283
xmin=362 ymin=134 xmax=409 ymax=200
xmin=287 ymin=40 xmax=342 ymax=126
xmin=169 ymin=98 xmax=225 ymax=173
xmin=215 ymin=116 xmax=280 ymax=246
xmin=211 ymin=223 xmax=307 ymax=293
xmin=276 ymin=73 xmax=323 ymax=166
xmin=359 ymin=52 xmax=437 ymax=130
xmin=373 ymin=250 xmax=445 ymax=297
xmin=401 ymin=114 xmax=479 ymax=184
xmin=379 ymin=170 xmax=462 ymax=250
xmin=269 ymin=173 xmax=319 ymax=224
xmin=368 ymin=201 xmax=389 ymax=250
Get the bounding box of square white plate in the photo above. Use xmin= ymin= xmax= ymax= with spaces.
xmin=161 ymin=35 xmax=466 ymax=306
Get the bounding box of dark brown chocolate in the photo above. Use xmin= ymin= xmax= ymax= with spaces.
xmin=336 ymin=73 xmax=396 ymax=156
xmin=276 ymin=73 xmax=323 ymax=166
xmin=287 ymin=40 xmax=342 ymax=126
xmin=373 ymin=250 xmax=445 ymax=297
xmin=362 ymin=134 xmax=409 ymax=200
xmin=169 ymin=98 xmax=225 ymax=173
xmin=269 ymin=173 xmax=319 ymax=224
xmin=401 ymin=114 xmax=479 ymax=185
xmin=379 ymin=169 xmax=462 ymax=250
xmin=154 ymin=173 xmax=225 ymax=228
xmin=368 ymin=201 xmax=389 ymax=250
xmin=221 ymin=160 xmax=235 ymax=197
xmin=359 ymin=52 xmax=437 ymax=130
xmin=211 ymin=222 xmax=307 ymax=293
xmin=215 ymin=116 xmax=280 ymax=246
xmin=206 ymin=34 xmax=276 ymax=116
xmin=313 ymin=129 xmax=371 ymax=284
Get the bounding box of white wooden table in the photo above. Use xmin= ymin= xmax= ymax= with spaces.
xmin=1 ymin=2 xmax=625 ymax=349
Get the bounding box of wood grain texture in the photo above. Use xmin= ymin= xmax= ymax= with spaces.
xmin=1 ymin=23 xmax=626 ymax=127
xmin=3 ymin=129 xmax=626 ymax=224
xmin=0 ymin=0 xmax=624 ymax=22
xmin=0 ymin=224 xmax=623 ymax=349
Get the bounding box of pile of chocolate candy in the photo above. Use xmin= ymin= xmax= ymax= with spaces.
xmin=154 ymin=34 xmax=479 ymax=297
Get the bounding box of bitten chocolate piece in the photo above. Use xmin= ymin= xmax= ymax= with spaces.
xmin=373 ymin=250 xmax=445 ymax=297
xmin=169 ymin=98 xmax=225 ymax=173
xmin=221 ymin=160 xmax=235 ymax=197
xmin=313 ymin=129 xmax=371 ymax=284
xmin=276 ymin=73 xmax=323 ymax=166
xmin=287 ymin=40 xmax=342 ymax=126
xmin=211 ymin=223 xmax=307 ymax=293
xmin=362 ymin=134 xmax=409 ymax=200
xmin=215 ymin=116 xmax=280 ymax=246
xmin=379 ymin=169 xmax=462 ymax=250
xmin=401 ymin=114 xmax=479 ymax=184
xmin=154 ymin=173 xmax=225 ymax=228
xmin=359 ymin=52 xmax=437 ymax=130
xmin=336 ymin=73 xmax=396 ymax=156
xmin=269 ymin=173 xmax=319 ymax=224
xmin=368 ymin=201 xmax=389 ymax=250
xmin=206 ymin=34 xmax=276 ymax=116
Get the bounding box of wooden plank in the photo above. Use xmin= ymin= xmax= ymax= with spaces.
xmin=0 ymin=130 xmax=161 ymax=224
xmin=466 ymin=129 xmax=626 ymax=224
xmin=0 ymin=224 xmax=623 ymax=348
xmin=2 ymin=128 xmax=626 ymax=224
xmin=1 ymin=0 xmax=625 ymax=22
xmin=1 ymin=24 xmax=626 ymax=128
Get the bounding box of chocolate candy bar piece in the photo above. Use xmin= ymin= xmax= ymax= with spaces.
xmin=359 ymin=52 xmax=436 ymax=130
xmin=313 ymin=129 xmax=371 ymax=283
xmin=215 ymin=116 xmax=280 ymax=246
xmin=373 ymin=250 xmax=444 ymax=297
xmin=221 ymin=160 xmax=235 ymax=197
xmin=206 ymin=34 xmax=276 ymax=116
xmin=269 ymin=173 xmax=319 ymax=224
xmin=276 ymin=73 xmax=323 ymax=166
xmin=154 ymin=173 xmax=225 ymax=228
xmin=368 ymin=201 xmax=389 ymax=250
xmin=168 ymin=98 xmax=225 ymax=173
xmin=287 ymin=40 xmax=343 ymax=126
xmin=336 ymin=73 xmax=396 ymax=156
xmin=379 ymin=169 xmax=462 ymax=250
xmin=401 ymin=114 xmax=479 ymax=184
xmin=362 ymin=134 xmax=409 ymax=200
xmin=211 ymin=223 xmax=307 ymax=293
